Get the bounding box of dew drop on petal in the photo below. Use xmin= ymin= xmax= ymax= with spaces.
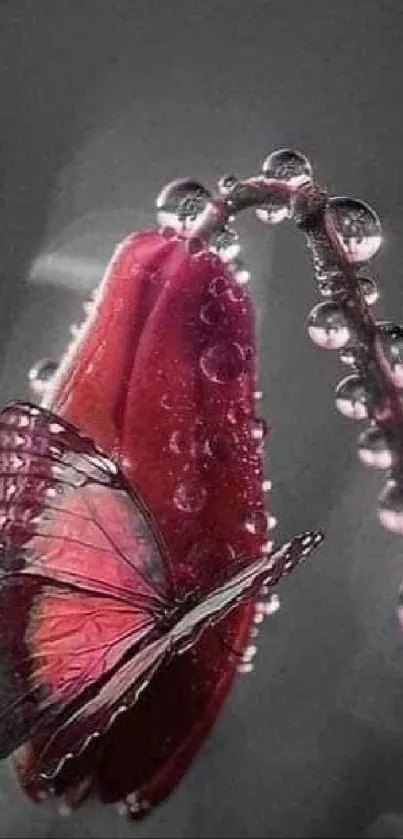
xmin=244 ymin=510 xmax=270 ymax=538
xmin=200 ymin=342 xmax=245 ymax=383
xmin=199 ymin=299 xmax=225 ymax=326
xmin=173 ymin=479 xmax=207 ymax=513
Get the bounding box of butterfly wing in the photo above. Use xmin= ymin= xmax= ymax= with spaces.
xmin=171 ymin=530 xmax=324 ymax=648
xmin=10 ymin=530 xmax=323 ymax=782
xmin=0 ymin=402 xmax=173 ymax=773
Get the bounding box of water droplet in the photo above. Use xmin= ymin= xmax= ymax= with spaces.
xmin=242 ymin=644 xmax=257 ymax=662
xmin=254 ymin=390 xmax=263 ymax=401
xmin=173 ymin=479 xmax=207 ymax=513
xmin=199 ymin=299 xmax=225 ymax=326
xmin=378 ymin=480 xmax=403 ymax=533
xmin=210 ymin=227 xmax=240 ymax=262
xmin=156 ymin=179 xmax=211 ymax=231
xmin=256 ymin=195 xmax=290 ymax=225
xmin=357 ymin=425 xmax=393 ymax=469
xmin=262 ymin=148 xmax=313 ymax=185
xmin=359 ymin=276 xmax=379 ymax=306
xmin=339 ymin=346 xmax=359 ymax=367
xmin=327 ymin=197 xmax=382 ymax=263
xmin=378 ymin=322 xmax=403 ymax=387
xmin=262 ymin=593 xmax=281 ymax=615
xmin=238 ymin=661 xmax=254 ymax=674
xmin=28 ymin=358 xmax=58 ymax=395
xmin=230 ymin=258 xmax=251 ymax=285
xmin=262 ymin=479 xmax=272 ymax=492
xmin=261 ymin=540 xmax=274 ymax=555
xmin=160 ymin=393 xmax=175 ymax=410
xmin=307 ymin=302 xmax=350 ymax=350
xmin=244 ymin=510 xmax=270 ymax=538
xmin=252 ymin=418 xmax=268 ymax=441
xmin=209 ymin=275 xmax=228 ymax=297
xmin=83 ymin=299 xmax=94 ymax=316
xmin=200 ymin=341 xmax=245 ymax=383
xmin=218 ymin=174 xmax=239 ymax=195
xmin=208 ymin=274 xmax=245 ymax=303
xmin=335 ymin=375 xmax=368 ymax=420
xmin=169 ymin=427 xmax=211 ymax=460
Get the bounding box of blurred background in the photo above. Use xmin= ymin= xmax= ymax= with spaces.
xmin=2 ymin=1 xmax=403 ymax=836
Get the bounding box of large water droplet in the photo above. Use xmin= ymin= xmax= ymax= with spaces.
xmin=173 ymin=479 xmax=207 ymax=513
xmin=156 ymin=179 xmax=211 ymax=232
xmin=327 ymin=197 xmax=382 ymax=263
xmin=335 ymin=375 xmax=368 ymax=419
xmin=210 ymin=227 xmax=240 ymax=262
xmin=307 ymin=302 xmax=351 ymax=350
xmin=378 ymin=480 xmax=403 ymax=533
xmin=262 ymin=148 xmax=313 ymax=185
xmin=200 ymin=342 xmax=245 ymax=383
xmin=377 ymin=322 xmax=403 ymax=387
xmin=28 ymin=358 xmax=58 ymax=395
xmin=357 ymin=425 xmax=393 ymax=469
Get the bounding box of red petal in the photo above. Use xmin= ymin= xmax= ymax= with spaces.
xmin=48 ymin=229 xmax=268 ymax=809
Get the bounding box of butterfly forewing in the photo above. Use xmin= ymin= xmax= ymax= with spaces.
xmin=0 ymin=402 xmax=174 ymax=769
xmin=171 ymin=530 xmax=324 ymax=645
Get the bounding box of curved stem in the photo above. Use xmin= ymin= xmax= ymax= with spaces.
xmin=186 ymin=170 xmax=403 ymax=485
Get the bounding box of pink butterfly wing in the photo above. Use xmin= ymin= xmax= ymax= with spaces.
xmin=0 ymin=403 xmax=172 ymax=775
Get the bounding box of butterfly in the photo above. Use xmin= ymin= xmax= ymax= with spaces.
xmin=0 ymin=400 xmax=323 ymax=790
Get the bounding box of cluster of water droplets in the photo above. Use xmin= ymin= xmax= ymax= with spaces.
xmin=292 ymin=150 xmax=403 ymax=535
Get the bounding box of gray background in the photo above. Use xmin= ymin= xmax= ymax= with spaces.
xmin=2 ymin=2 xmax=403 ymax=837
